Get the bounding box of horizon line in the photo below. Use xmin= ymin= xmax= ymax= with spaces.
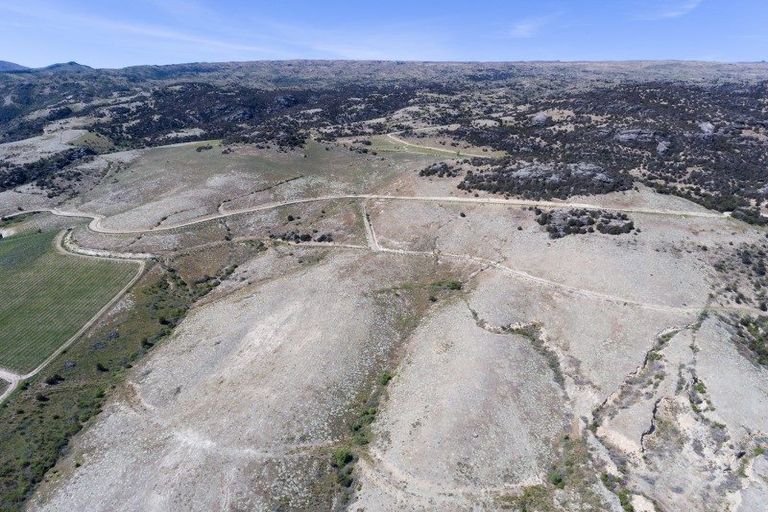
xmin=4 ymin=57 xmax=768 ymax=71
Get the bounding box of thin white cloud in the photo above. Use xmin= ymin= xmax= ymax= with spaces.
xmin=659 ymin=0 xmax=702 ymax=18
xmin=640 ymin=0 xmax=703 ymax=20
xmin=0 ymin=1 xmax=447 ymax=62
xmin=0 ymin=1 xmax=288 ymax=58
xmin=85 ymin=18 xmax=276 ymax=55
xmin=509 ymin=18 xmax=544 ymax=38
xmin=255 ymin=18 xmax=452 ymax=61
xmin=507 ymin=13 xmax=562 ymax=39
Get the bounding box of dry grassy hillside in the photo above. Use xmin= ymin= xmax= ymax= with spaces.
xmin=1 ymin=61 xmax=767 ymax=512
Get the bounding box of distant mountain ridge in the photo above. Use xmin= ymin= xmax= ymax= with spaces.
xmin=1 ymin=59 xmax=768 ymax=84
xmin=41 ymin=61 xmax=93 ymax=72
xmin=0 ymin=61 xmax=93 ymax=73
xmin=0 ymin=61 xmax=29 ymax=72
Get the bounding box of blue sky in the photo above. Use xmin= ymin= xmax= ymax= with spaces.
xmin=0 ymin=0 xmax=766 ymax=68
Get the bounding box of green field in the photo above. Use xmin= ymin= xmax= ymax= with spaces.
xmin=0 ymin=239 xmax=250 ymax=510
xmin=0 ymin=230 xmax=138 ymax=373
xmin=70 ymin=131 xmax=116 ymax=153
xmin=367 ymin=134 xmax=506 ymax=159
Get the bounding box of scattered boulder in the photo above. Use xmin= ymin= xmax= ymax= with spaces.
xmin=614 ymin=128 xmax=656 ymax=144
xmin=699 ymin=121 xmax=715 ymax=135
xmin=531 ymin=112 xmax=551 ymax=125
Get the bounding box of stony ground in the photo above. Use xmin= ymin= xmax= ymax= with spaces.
xmin=2 ymin=121 xmax=767 ymax=511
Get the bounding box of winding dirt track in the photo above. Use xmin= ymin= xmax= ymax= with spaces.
xmin=0 ymin=192 xmax=741 ymax=403
xmin=386 ymin=132 xmax=492 ymax=159
xmin=0 ymin=231 xmax=145 ymax=403
xmin=4 ymin=193 xmax=728 ymax=235
xmin=354 ymin=202 xmax=746 ymax=314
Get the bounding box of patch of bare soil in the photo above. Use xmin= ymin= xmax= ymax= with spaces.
xmin=28 ymin=249 xmax=459 ymax=511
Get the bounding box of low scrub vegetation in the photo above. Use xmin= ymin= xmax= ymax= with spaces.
xmin=0 ymin=258 xmax=236 ymax=510
xmin=459 ymin=162 xmax=633 ymax=200
xmin=0 ymin=147 xmax=96 ymax=196
xmin=497 ymin=435 xmax=611 ymax=511
xmin=731 ymin=315 xmax=768 ymax=367
xmin=534 ymin=208 xmax=636 ymax=239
